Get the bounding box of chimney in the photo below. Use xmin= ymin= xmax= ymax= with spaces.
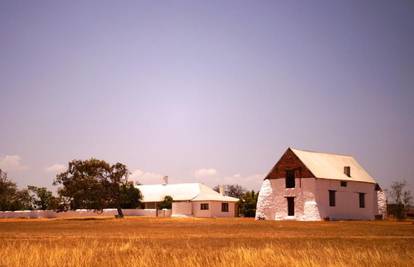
xmin=162 ymin=176 xmax=168 ymax=185
xmin=344 ymin=166 xmax=351 ymax=177
xmin=219 ymin=185 xmax=225 ymax=196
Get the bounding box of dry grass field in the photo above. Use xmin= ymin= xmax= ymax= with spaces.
xmin=0 ymin=217 xmax=413 ymax=267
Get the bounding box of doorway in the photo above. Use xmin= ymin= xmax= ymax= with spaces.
xmin=287 ymin=197 xmax=295 ymax=216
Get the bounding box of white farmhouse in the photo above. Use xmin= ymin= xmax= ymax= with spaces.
xmin=256 ymin=148 xmax=387 ymax=221
xmin=136 ymin=181 xmax=239 ymax=218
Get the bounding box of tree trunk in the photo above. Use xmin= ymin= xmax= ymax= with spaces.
xmin=116 ymin=207 xmax=124 ymax=218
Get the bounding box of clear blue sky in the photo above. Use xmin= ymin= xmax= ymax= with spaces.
xmin=0 ymin=1 xmax=413 ymax=192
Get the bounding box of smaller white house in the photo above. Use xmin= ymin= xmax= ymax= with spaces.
xmin=136 ymin=180 xmax=239 ymax=218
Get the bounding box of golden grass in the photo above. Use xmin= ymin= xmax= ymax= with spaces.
xmin=0 ymin=217 xmax=413 ymax=267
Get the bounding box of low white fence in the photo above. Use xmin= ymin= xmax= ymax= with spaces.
xmin=0 ymin=209 xmax=162 ymax=219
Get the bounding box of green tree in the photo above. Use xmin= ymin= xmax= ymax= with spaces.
xmin=53 ymin=159 xmax=142 ymax=218
xmin=239 ymin=190 xmax=259 ymax=217
xmin=213 ymin=184 xmax=246 ymax=199
xmin=158 ymin=195 xmax=173 ymax=209
xmin=389 ymin=180 xmax=412 ymax=220
xmin=0 ymin=169 xmax=33 ymax=211
xmin=0 ymin=169 xmax=16 ymax=211
xmin=11 ymin=189 xmax=33 ymax=210
xmin=28 ymin=186 xmax=58 ymax=210
xmin=119 ymin=182 xmax=142 ymax=209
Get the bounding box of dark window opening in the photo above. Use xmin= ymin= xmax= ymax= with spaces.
xmin=340 ymin=181 xmax=347 ymax=187
xmin=344 ymin=166 xmax=351 ymax=177
xmin=200 ymin=203 xmax=209 ymax=210
xmin=285 ymin=170 xmax=295 ymax=188
xmin=359 ymin=193 xmax=365 ymax=208
xmin=329 ymin=190 xmax=336 ymax=207
xmin=221 ymin=203 xmax=229 ymax=212
xmin=287 ymin=197 xmax=295 ymax=216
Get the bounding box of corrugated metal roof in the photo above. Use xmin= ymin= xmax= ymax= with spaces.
xmin=291 ymin=148 xmax=377 ymax=184
xmin=136 ymin=183 xmax=239 ymax=202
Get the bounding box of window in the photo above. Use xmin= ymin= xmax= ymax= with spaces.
xmin=340 ymin=181 xmax=347 ymax=187
xmin=344 ymin=166 xmax=351 ymax=177
xmin=329 ymin=190 xmax=336 ymax=207
xmin=200 ymin=203 xmax=209 ymax=210
xmin=285 ymin=170 xmax=295 ymax=188
xmin=287 ymin=197 xmax=295 ymax=216
xmin=221 ymin=203 xmax=229 ymax=212
xmin=359 ymin=193 xmax=365 ymax=208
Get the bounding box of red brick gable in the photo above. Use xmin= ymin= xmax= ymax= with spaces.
xmin=265 ymin=148 xmax=315 ymax=179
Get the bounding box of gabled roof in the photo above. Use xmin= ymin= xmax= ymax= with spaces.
xmin=136 ymin=183 xmax=239 ymax=202
xmin=290 ymin=148 xmax=376 ymax=184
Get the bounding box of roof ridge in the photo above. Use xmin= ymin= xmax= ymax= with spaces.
xmin=291 ymin=147 xmax=354 ymax=157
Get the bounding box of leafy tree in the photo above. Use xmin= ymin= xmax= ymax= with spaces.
xmin=53 ymin=159 xmax=142 ymax=218
xmin=0 ymin=169 xmax=33 ymax=211
xmin=12 ymin=189 xmax=33 ymax=210
xmin=239 ymin=190 xmax=259 ymax=217
xmin=213 ymin=184 xmax=246 ymax=199
xmin=158 ymin=195 xmax=173 ymax=209
xmin=0 ymin=169 xmax=16 ymax=211
xmin=119 ymin=182 xmax=143 ymax=209
xmin=28 ymin=186 xmax=58 ymax=210
xmin=54 ymin=195 xmax=71 ymax=212
xmin=389 ymin=180 xmax=412 ymax=220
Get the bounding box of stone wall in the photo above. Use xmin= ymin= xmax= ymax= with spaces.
xmin=377 ymin=190 xmax=387 ymax=218
xmin=255 ymin=179 xmax=277 ymax=220
xmin=256 ymin=178 xmax=320 ymax=221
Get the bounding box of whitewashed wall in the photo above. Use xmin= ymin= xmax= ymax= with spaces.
xmin=256 ymin=178 xmax=320 ymax=221
xmin=172 ymin=202 xmax=192 ymax=217
xmin=210 ymin=201 xmax=236 ymax=218
xmin=255 ymin=179 xmax=277 ymax=220
xmin=273 ymin=178 xmax=320 ymax=221
xmin=192 ymin=201 xmax=236 ymax=218
xmin=0 ymin=209 xmax=157 ymax=219
xmin=315 ymin=179 xmax=376 ymax=220
xmin=377 ymin=190 xmax=387 ymax=218
xmin=157 ymin=209 xmax=172 ymax=217
xmin=256 ymin=178 xmax=380 ymax=221
xmin=0 ymin=210 xmax=58 ymax=219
